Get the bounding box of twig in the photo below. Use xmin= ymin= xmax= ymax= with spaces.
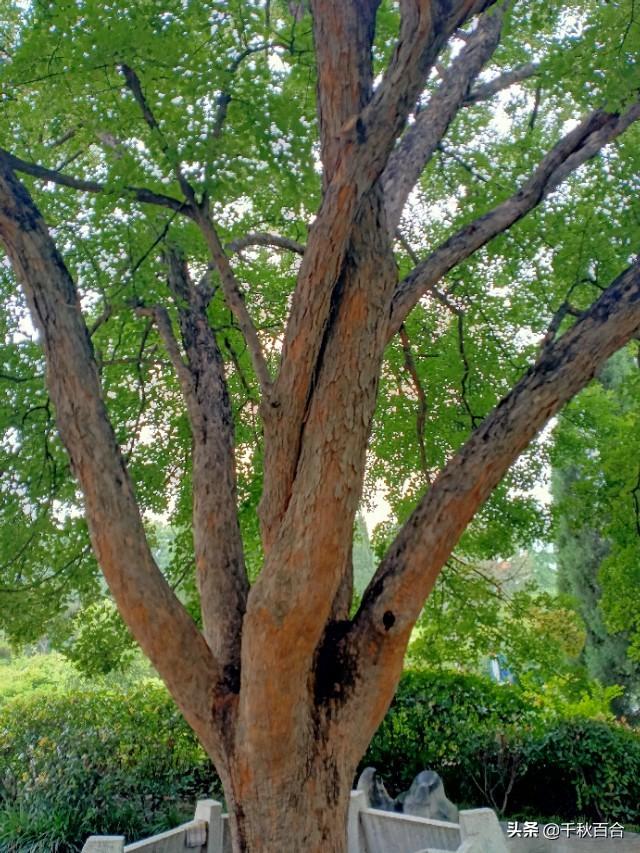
xmin=632 ymin=467 xmax=640 ymax=538
xmin=126 ymin=319 xmax=153 ymax=456
xmin=209 ymin=42 xmax=271 ymax=142
xmin=135 ymin=304 xmax=195 ymax=405
xmin=457 ymin=312 xmax=482 ymax=427
xmin=397 ymin=232 xmax=461 ymax=315
xmin=120 ymin=64 xmax=197 ymax=204
xmin=0 ymin=370 xmax=42 ymax=383
xmin=437 ymin=141 xmax=493 ymax=185
xmin=0 ymin=546 xmax=91 ymax=594
xmin=528 ymin=83 xmax=542 ymax=132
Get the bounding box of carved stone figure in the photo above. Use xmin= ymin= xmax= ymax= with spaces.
xmin=397 ymin=770 xmax=459 ymax=822
xmin=356 ymin=767 xmax=459 ymax=823
xmin=356 ymin=767 xmax=397 ymax=812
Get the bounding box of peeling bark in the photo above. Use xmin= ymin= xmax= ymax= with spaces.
xmin=260 ymin=0 xmax=498 ymax=550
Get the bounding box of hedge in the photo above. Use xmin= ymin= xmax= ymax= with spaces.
xmin=0 ymin=683 xmax=220 ymax=852
xmin=508 ymin=717 xmax=640 ymax=823
xmin=361 ymin=669 xmax=640 ymax=822
xmin=2 ymin=670 xmax=639 ymax=851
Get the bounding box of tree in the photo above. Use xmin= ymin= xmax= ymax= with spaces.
xmin=552 ymin=351 xmax=640 ymax=715
xmin=407 ymin=554 xmax=586 ymax=685
xmin=0 ymin=0 xmax=639 ymax=850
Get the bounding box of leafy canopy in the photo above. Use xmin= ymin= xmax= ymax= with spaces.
xmin=0 ymin=0 xmax=639 ymax=667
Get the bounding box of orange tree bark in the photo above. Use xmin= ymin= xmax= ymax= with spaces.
xmin=1 ymin=1 xmax=640 ymax=850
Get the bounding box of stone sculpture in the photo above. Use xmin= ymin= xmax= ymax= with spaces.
xmin=356 ymin=767 xmax=396 ymax=812
xmin=356 ymin=767 xmax=459 ymax=823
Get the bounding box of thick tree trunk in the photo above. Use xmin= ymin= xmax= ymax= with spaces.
xmin=223 ymin=746 xmax=354 ymax=853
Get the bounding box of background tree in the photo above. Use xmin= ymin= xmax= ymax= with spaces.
xmin=0 ymin=0 xmax=639 ymax=850
xmin=407 ymin=556 xmax=585 ymax=679
xmin=552 ymin=350 xmax=640 ymax=716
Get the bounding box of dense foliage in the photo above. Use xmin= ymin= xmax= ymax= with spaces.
xmin=0 ymin=0 xmax=638 ymax=669
xmin=0 ymin=682 xmax=218 ymax=852
xmin=0 ymin=650 xmax=80 ymax=707
xmin=552 ymin=351 xmax=640 ymax=714
xmin=406 ymin=554 xmax=586 ymax=685
xmin=362 ymin=670 xmax=640 ymax=822
xmin=1 ymin=666 xmax=637 ymax=851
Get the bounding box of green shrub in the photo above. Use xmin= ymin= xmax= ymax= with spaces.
xmin=0 ymin=651 xmax=162 ymax=709
xmin=361 ymin=669 xmax=640 ymax=822
xmin=508 ymin=718 xmax=640 ymax=822
xmin=0 ymin=684 xmax=220 ymax=852
xmin=3 ymin=669 xmax=639 ymax=851
xmin=361 ymin=670 xmax=540 ymax=807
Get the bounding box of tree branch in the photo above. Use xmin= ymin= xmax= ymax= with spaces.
xmin=121 ymin=64 xmax=197 ymax=204
xmin=537 ymin=291 xmax=583 ymax=355
xmin=383 ymin=3 xmax=508 ymax=235
xmin=309 ymin=0 xmax=380 ymax=185
xmin=125 ymin=318 xmax=153 ymax=457
xmin=457 ymin=311 xmax=482 ymax=427
xmin=278 ymin=0 xmax=500 ymax=384
xmin=263 ymin=1 xmax=498 ymax=557
xmin=631 ymin=465 xmax=640 ymax=539
xmin=135 ymin=304 xmax=196 ymax=403
xmin=209 ymin=43 xmax=272 ymax=143
xmin=399 ymin=325 xmax=430 ymax=483
xmin=163 ymin=249 xmax=248 ymax=677
xmin=193 ymin=207 xmax=273 ymax=396
xmin=465 ymin=61 xmax=539 ymax=104
xmin=343 ymin=256 xmax=640 ymax=757
xmin=437 ymin=140 xmax=493 ymax=183
xmin=364 ymin=0 xmax=499 ymax=177
xmin=0 ymin=159 xmax=224 ymax=760
xmin=226 ymin=232 xmax=305 ymax=256
xmin=0 ymin=147 xmax=189 ymax=214
xmin=0 ymin=546 xmax=91 ymax=594
xmin=389 ymin=99 xmax=640 ymax=336
xmin=47 ymin=127 xmax=77 ymax=149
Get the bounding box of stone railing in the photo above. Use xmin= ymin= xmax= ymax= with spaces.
xmin=83 ymin=792 xmax=509 ymax=853
xmin=348 ymin=789 xmax=509 ymax=853
xmin=82 ymin=799 xmax=229 ymax=853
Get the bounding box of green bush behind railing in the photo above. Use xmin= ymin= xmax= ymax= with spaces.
xmin=1 ymin=669 xmax=639 ymax=851
xmin=0 ymin=683 xmax=220 ymax=852
xmin=361 ymin=669 xmax=640 ymax=822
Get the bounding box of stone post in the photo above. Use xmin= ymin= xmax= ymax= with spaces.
xmin=347 ymin=789 xmax=367 ymax=853
xmin=459 ymin=808 xmax=508 ymax=853
xmin=194 ymin=799 xmax=224 ymax=853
